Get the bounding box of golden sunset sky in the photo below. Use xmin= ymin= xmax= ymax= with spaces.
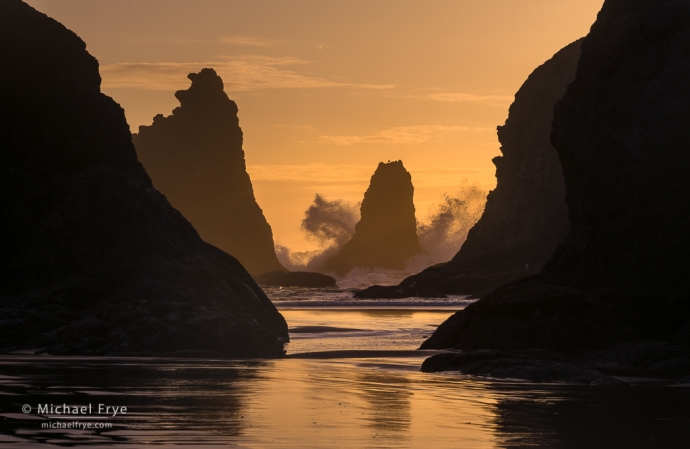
xmin=27 ymin=0 xmax=603 ymax=251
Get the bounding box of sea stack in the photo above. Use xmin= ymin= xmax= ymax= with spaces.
xmin=422 ymin=0 xmax=690 ymax=352
xmin=325 ymin=161 xmax=420 ymax=275
xmin=356 ymin=39 xmax=581 ymax=299
xmin=0 ymin=0 xmax=288 ymax=356
xmin=133 ymin=69 xmax=284 ymax=276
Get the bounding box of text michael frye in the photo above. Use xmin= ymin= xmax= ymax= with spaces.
xmin=24 ymin=404 xmax=127 ymax=417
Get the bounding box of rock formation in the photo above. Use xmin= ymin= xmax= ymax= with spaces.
xmin=422 ymin=0 xmax=690 ymax=352
xmin=0 ymin=0 xmax=288 ymax=357
xmin=421 ymin=341 xmax=690 ymax=384
xmin=356 ymin=39 xmax=581 ymax=299
xmin=421 ymin=350 xmax=626 ymax=386
xmin=325 ymin=161 xmax=421 ymax=275
xmin=132 ymin=68 xmax=284 ymax=276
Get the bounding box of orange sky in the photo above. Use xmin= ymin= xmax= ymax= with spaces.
xmin=27 ymin=0 xmax=604 ymax=251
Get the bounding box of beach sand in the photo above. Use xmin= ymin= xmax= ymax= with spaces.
xmin=1 ymin=308 xmax=690 ymax=447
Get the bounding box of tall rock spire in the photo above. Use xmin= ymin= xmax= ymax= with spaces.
xmin=133 ymin=68 xmax=284 ymax=276
xmin=356 ymin=39 xmax=581 ymax=299
xmin=326 ymin=161 xmax=420 ymax=275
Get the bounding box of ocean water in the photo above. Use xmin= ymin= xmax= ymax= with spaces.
xmin=1 ymin=281 xmax=690 ymax=447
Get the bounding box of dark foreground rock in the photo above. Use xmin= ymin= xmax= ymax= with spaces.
xmin=421 ymin=278 xmax=630 ymax=352
xmin=0 ymin=0 xmax=288 ymax=357
xmin=422 ymin=341 xmax=690 ymax=385
xmin=677 ymin=376 xmax=690 ymax=385
xmin=357 ymin=40 xmax=581 ymax=299
xmin=326 ymin=161 xmax=421 ymax=275
xmin=133 ymin=68 xmax=284 ymax=276
xmin=421 ymin=350 xmax=626 ymax=386
xmin=423 ymin=0 xmax=690 ymax=353
xmin=254 ymin=271 xmax=336 ymax=288
xmin=586 ymin=341 xmax=690 ymax=374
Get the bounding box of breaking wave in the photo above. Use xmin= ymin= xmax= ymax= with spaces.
xmin=276 ymin=185 xmax=486 ymax=284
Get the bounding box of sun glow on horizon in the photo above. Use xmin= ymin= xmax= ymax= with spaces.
xmin=26 ymin=0 xmax=604 ymax=252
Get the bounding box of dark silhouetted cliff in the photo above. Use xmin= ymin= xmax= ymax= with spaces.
xmin=356 ymin=40 xmax=581 ymax=299
xmin=0 ymin=0 xmax=288 ymax=357
xmin=423 ymin=0 xmax=690 ymax=352
xmin=132 ymin=69 xmax=283 ymax=276
xmin=325 ymin=161 xmax=420 ymax=275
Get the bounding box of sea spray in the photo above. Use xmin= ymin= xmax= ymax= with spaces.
xmin=301 ymin=194 xmax=359 ymax=246
xmin=276 ymin=186 xmax=486 ymax=279
xmin=276 ymin=194 xmax=360 ymax=272
xmin=417 ymin=184 xmax=486 ymax=264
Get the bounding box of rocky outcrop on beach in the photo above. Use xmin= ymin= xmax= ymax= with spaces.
xmin=422 ymin=341 xmax=690 ymax=385
xmin=0 ymin=0 xmax=288 ymax=357
xmin=133 ymin=68 xmax=284 ymax=276
xmin=422 ymin=0 xmax=690 ymax=353
xmin=356 ymin=40 xmax=581 ymax=299
xmin=421 ymin=350 xmax=626 ymax=386
xmin=325 ymin=161 xmax=421 ymax=275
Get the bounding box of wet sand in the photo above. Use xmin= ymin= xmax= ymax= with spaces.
xmin=1 ymin=308 xmax=689 ymax=447
xmin=282 ymin=308 xmax=454 ymax=354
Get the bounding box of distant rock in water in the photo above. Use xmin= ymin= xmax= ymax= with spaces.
xmin=0 ymin=0 xmax=287 ymax=357
xmin=356 ymin=40 xmax=581 ymax=299
xmin=255 ymin=271 xmax=336 ymax=288
xmin=132 ymin=68 xmax=283 ymax=276
xmin=325 ymin=161 xmax=421 ymax=275
xmin=422 ymin=0 xmax=690 ymax=352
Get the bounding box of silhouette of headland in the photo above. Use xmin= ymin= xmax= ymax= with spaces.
xmin=356 ymin=39 xmax=581 ymax=299
xmin=325 ymin=161 xmax=421 ymax=275
xmin=133 ymin=68 xmax=284 ymax=277
xmin=0 ymin=0 xmax=288 ymax=357
xmin=422 ymin=0 xmax=690 ymax=357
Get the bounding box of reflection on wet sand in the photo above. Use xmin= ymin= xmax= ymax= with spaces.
xmin=358 ymin=371 xmax=411 ymax=435
xmin=0 ymin=356 xmax=260 ymax=446
xmin=2 ymin=355 xmax=690 ymax=447
xmin=2 ymin=309 xmax=690 ymax=447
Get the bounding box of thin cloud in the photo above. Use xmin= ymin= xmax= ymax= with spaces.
xmin=426 ymin=92 xmax=514 ymax=106
xmin=177 ymin=36 xmax=278 ymax=47
xmin=390 ymin=92 xmax=513 ymax=107
xmin=101 ymin=56 xmax=395 ymax=92
xmin=272 ymin=124 xmax=317 ymax=130
xmin=127 ymin=35 xmax=278 ymax=47
xmin=316 ymin=125 xmax=493 ymax=146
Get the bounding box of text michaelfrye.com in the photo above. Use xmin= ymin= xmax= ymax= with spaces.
xmin=41 ymin=421 xmax=113 ymax=430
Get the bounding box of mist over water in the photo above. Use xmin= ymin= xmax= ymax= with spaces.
xmin=277 ymin=186 xmax=486 ymax=284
